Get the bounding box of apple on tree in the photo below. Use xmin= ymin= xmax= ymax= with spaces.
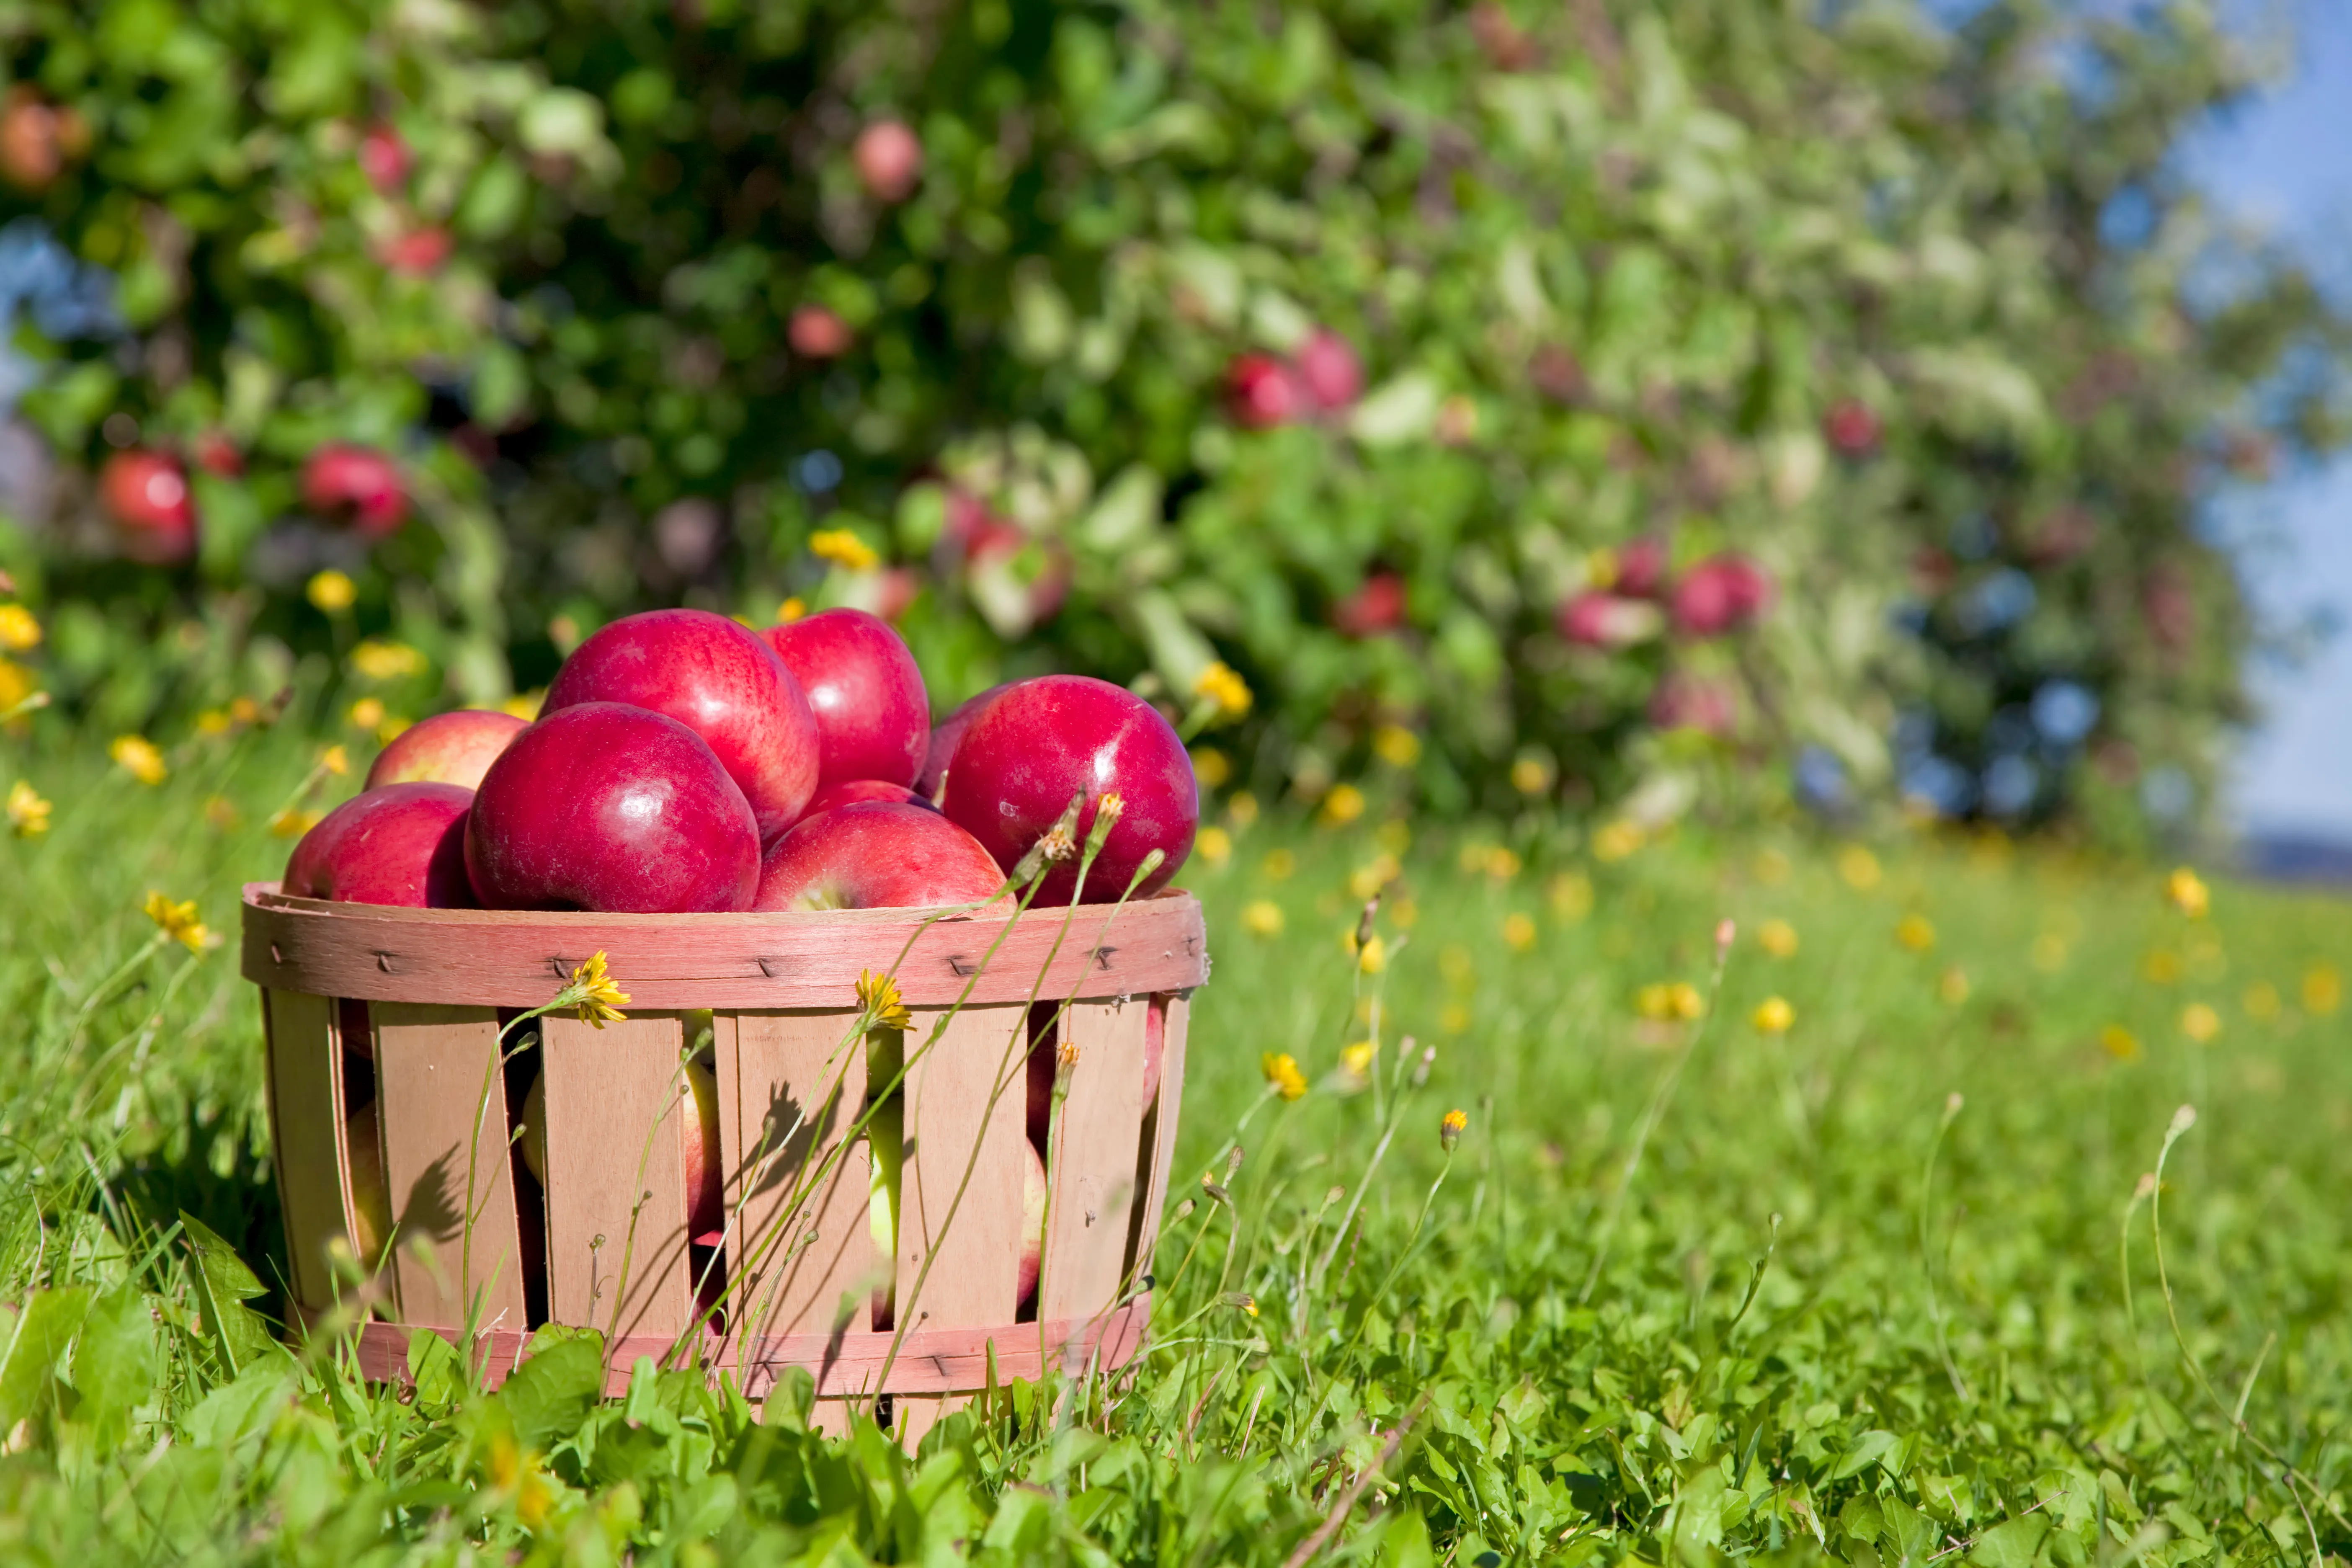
xmin=852 ymin=119 xmax=923 ymax=202
xmin=364 ymin=709 xmax=526 ymax=791
xmin=302 ymin=444 xmax=408 ymax=537
xmin=941 ymin=675 xmax=1198 ymax=905
xmin=761 ymin=607 xmax=929 ymax=792
xmin=284 ymin=782 xmax=477 ymax=907
xmin=465 ymin=701 xmax=762 ymax=913
xmin=101 ymin=450 xmax=196 ymax=563
xmin=546 ymin=608 xmax=820 ymax=843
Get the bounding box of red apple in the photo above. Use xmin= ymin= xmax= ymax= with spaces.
xmin=1614 ymin=537 xmax=1670 ymax=599
xmin=1226 ymin=353 xmax=1308 ymax=429
xmin=1016 ymin=1135 xmax=1046 ymax=1308
xmin=1669 ymin=555 xmax=1773 ymax=637
xmin=521 ymin=1057 xmax=724 ymax=1243
xmin=359 ymin=124 xmax=410 ymax=191
xmin=192 ymin=431 xmax=243 ymax=477
xmin=753 ymin=801 xmax=1005 ymax=910
xmin=800 ymin=779 xmax=936 ymax=817
xmin=790 ymin=304 xmax=853 ymax=358
xmin=1650 ymin=671 xmax=1738 ymax=735
xmin=547 ymin=608 xmax=820 ymax=843
xmin=1294 ymin=329 xmax=1362 ymax=413
xmin=465 ymin=702 xmax=761 ymax=912
xmin=1333 ymin=572 xmax=1406 ymax=638
xmin=1823 ymin=399 xmax=1880 ymax=455
xmin=0 ymin=88 xmax=85 ymax=190
xmin=853 ymin=119 xmax=923 ymax=202
xmin=101 ymin=450 xmax=196 ymax=563
xmin=302 ymin=444 xmax=408 ymax=537
xmin=284 ymin=782 xmax=477 ymax=907
xmin=379 ymin=226 xmax=451 ymax=276
xmin=761 ymin=607 xmax=930 ymax=793
xmin=1556 ymin=592 xmax=1662 ymax=649
xmin=364 ymin=709 xmax=527 ymax=792
xmin=918 ymin=682 xmax=1015 ymax=804
xmin=941 ymin=674 xmax=1197 ymax=905
xmin=346 ymin=1101 xmax=391 ymax=1266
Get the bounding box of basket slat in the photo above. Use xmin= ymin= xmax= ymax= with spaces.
xmin=720 ymin=1010 xmax=872 ymax=1341
xmin=263 ymin=989 xmax=351 ymax=1314
xmin=1039 ymin=1000 xmax=1147 ymax=1325
xmin=895 ymin=1005 xmax=1026 ymax=1338
xmin=1128 ymin=993 xmax=1191 ymax=1284
xmin=372 ymin=1004 xmax=528 ymax=1335
xmin=542 ymin=1013 xmax=693 ymax=1342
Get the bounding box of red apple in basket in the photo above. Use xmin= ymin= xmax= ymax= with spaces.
xmin=465 ymin=702 xmax=761 ymax=913
xmin=761 ymin=608 xmax=930 ymax=793
xmin=941 ymin=675 xmax=1197 ymax=905
xmin=364 ymin=709 xmax=526 ymax=791
xmin=283 ymin=782 xmax=477 ymax=907
xmin=547 ymin=608 xmax=820 ymax=843
xmin=521 ymin=1057 xmax=725 ymax=1242
xmin=753 ymin=801 xmax=1005 ymax=911
xmin=917 ymin=682 xmax=1016 ymax=803
xmin=347 ymin=1101 xmax=392 ymax=1266
xmin=799 ymin=779 xmax=936 ymax=818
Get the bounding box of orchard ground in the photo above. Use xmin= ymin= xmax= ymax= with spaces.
xmin=2 ymin=720 xmax=2350 ymax=1565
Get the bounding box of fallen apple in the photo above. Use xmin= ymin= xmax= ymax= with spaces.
xmin=364 ymin=709 xmax=526 ymax=792
xmin=941 ymin=674 xmax=1197 ymax=905
xmin=753 ymin=801 xmax=1005 ymax=911
xmin=545 ymin=608 xmax=820 ymax=843
xmin=762 ymin=607 xmax=930 ymax=793
xmin=284 ymin=782 xmax=477 ymax=907
xmin=465 ymin=701 xmax=761 ymax=913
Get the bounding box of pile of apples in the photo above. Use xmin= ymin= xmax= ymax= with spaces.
xmin=298 ymin=606 xmax=1202 ymax=1319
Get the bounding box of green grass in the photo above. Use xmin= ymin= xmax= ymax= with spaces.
xmin=4 ymin=715 xmax=2352 ymax=1566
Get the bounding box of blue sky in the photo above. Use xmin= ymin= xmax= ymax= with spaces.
xmin=2186 ymin=1 xmax=2352 ymax=837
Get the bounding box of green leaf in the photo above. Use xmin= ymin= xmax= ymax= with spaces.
xmin=67 ymin=1287 xmax=157 ymax=1440
xmin=180 ymin=1210 xmax=272 ymax=1375
xmin=1968 ymin=1513 xmax=2053 ymax=1568
xmin=499 ymin=1326 xmax=607 ymax=1452
xmin=0 ymin=1287 xmax=92 ymax=1428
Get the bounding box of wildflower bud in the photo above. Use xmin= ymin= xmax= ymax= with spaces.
xmin=1200 ymin=1178 xmax=1233 ymax=1209
xmin=2169 ymin=1103 xmax=2197 ymax=1137
xmin=1355 ymin=894 xmax=1381 ymax=951
xmin=1225 ymin=1143 xmax=1245 ymax=1179
xmin=1409 ymin=1037 xmax=1431 ymax=1088
xmin=1129 ymin=847 xmax=1167 ymax=890
xmin=1171 ymin=1199 xmax=1195 ymax=1225
xmin=1055 ymin=1037 xmax=1081 ymax=1082
xmin=1012 ymin=792 xmax=1089 ymax=882
xmin=1945 ymin=1091 xmax=1964 ymax=1115
xmin=1222 ymin=1291 xmax=1259 ymax=1318
xmin=1440 ymin=1107 xmax=1467 ymax=1154
xmin=1715 ymin=918 xmax=1736 ymax=963
xmin=1083 ymin=791 xmax=1127 ymax=857
xmin=2134 ymin=1172 xmax=2158 ymax=1200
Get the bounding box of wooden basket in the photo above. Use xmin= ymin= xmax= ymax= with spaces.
xmin=241 ymin=882 xmax=1205 ymax=1444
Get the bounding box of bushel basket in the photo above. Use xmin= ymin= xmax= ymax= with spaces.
xmin=242 ymin=882 xmax=1205 ymax=1445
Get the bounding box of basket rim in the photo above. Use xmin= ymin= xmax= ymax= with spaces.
xmin=240 ymin=880 xmax=1196 ymax=926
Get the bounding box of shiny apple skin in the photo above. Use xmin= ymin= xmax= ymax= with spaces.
xmin=799 ymin=778 xmax=936 ymax=818
xmin=545 ymin=608 xmax=820 ymax=843
xmin=364 ymin=709 xmax=526 ymax=791
xmin=916 ymin=681 xmax=1016 ymax=803
xmin=753 ymin=801 xmax=1006 ymax=911
xmin=464 ymin=701 xmax=761 ymax=913
xmin=284 ymin=782 xmax=477 ymax=907
xmin=941 ymin=675 xmax=1197 ymax=905
xmin=761 ymin=608 xmax=930 ymax=794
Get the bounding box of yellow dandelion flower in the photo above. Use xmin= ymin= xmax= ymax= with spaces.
xmin=1758 ymin=918 xmax=1799 ymax=958
xmin=1228 ymin=790 xmax=1260 ymax=828
xmin=110 ymin=735 xmax=167 ymax=786
xmin=502 ymin=689 xmax=544 ymax=721
xmin=1439 ymin=1107 xmax=1467 ymax=1154
xmin=1752 ymin=848 xmax=1792 ymax=884
xmin=1347 ymin=853 xmax=1401 ymax=901
xmin=1484 ymin=847 xmax=1523 ymax=880
xmin=320 ymin=744 xmax=350 ymax=776
xmin=348 ymin=697 xmax=386 ymax=731
xmin=1196 ymin=825 xmax=1232 ymax=868
xmin=1635 ymin=983 xmax=1675 ymax=1021
xmin=2304 ymin=964 xmax=2341 ymax=1016
xmin=1372 ymin=724 xmax=1421 ymax=767
xmin=7 ymin=779 xmax=51 ymax=838
xmin=810 ymin=528 xmax=881 ymax=572
xmin=377 ymin=715 xmax=410 ymax=743
xmin=855 ymin=968 xmax=911 ymax=1033
xmin=1593 ymin=820 xmax=1644 ymax=863
xmin=2181 ymin=1002 xmax=2220 ymax=1044
xmin=1241 ymin=899 xmax=1285 ymax=937
xmin=2242 ymin=981 xmax=2281 ymax=1021
xmin=193 ymin=709 xmax=232 ymax=736
xmin=1260 ymin=1052 xmax=1307 ymax=1101
xmin=1319 ymin=782 xmax=1365 ymax=826
xmin=1375 ymin=819 xmax=1411 ymax=855
xmin=350 ymin=640 xmax=427 ymax=681
xmin=229 ymin=696 xmax=263 ymax=725
xmin=2163 ymin=867 xmax=2210 ymax=920
xmin=1503 ymin=913 xmax=1537 ymax=952
xmin=1510 ymin=753 xmax=1555 ymax=796
xmin=1549 ymin=871 xmax=1594 ymax=921
xmin=1192 ymin=661 xmax=1253 ymax=722
xmin=268 ymin=807 xmax=322 ymax=838
xmin=564 ymin=951 xmax=633 ymax=1028
xmin=1191 ymin=747 xmax=1232 ymax=788
xmin=2143 ymin=950 xmax=2182 ymax=985
xmin=0 ymin=603 xmax=40 ymax=652
xmin=1938 ymin=967 xmax=1970 ymax=1005
xmin=142 ymin=891 xmax=209 ymax=952
xmin=1895 ymin=914 xmax=1935 ymax=953
xmin=1356 ymin=934 xmax=1387 ymax=974
xmin=1440 ymin=1002 xmax=1471 ymax=1034
xmin=306 ymin=569 xmax=357 ymax=614
xmin=1668 ymin=982 xmax=1704 ymax=1020
xmin=1837 ymin=845 xmax=1882 ymax=890
xmin=1341 ymin=1041 xmax=1375 ymax=1079
xmin=776 ymin=596 xmax=807 ymax=624
xmin=2031 ymin=932 xmax=2069 ymax=972
xmin=1260 ymin=848 xmax=1294 ymax=881
xmin=1752 ymin=996 xmax=1795 ymax=1034
xmin=2101 ymin=1025 xmax=2141 ymax=1062
xmin=0 ymin=657 xmax=37 ymax=717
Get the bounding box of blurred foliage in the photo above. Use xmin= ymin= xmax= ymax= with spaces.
xmin=0 ymin=0 xmax=2347 ymax=838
